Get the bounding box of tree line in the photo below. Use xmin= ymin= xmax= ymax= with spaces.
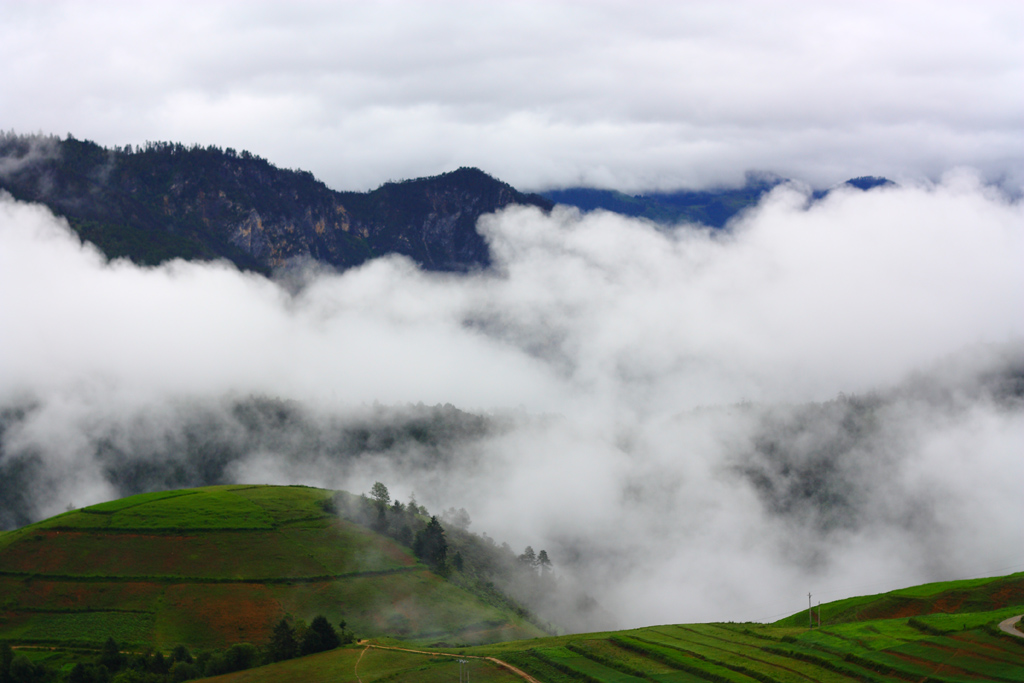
xmin=0 ymin=614 xmax=353 ymax=683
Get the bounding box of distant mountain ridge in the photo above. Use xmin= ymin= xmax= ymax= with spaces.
xmin=0 ymin=133 xmax=552 ymax=274
xmin=0 ymin=133 xmax=893 ymax=274
xmin=542 ymin=174 xmax=895 ymax=228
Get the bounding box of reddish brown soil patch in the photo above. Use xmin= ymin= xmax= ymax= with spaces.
xmin=932 ymin=595 xmax=968 ymax=613
xmin=12 ymin=580 xmax=164 ymax=611
xmin=380 ymin=541 xmax=416 ymax=567
xmin=163 ymin=583 xmax=281 ymax=646
xmin=0 ymin=533 xmax=75 ymax=573
xmin=990 ymin=582 xmax=1024 ymax=607
xmin=882 ymin=601 xmax=926 ymax=619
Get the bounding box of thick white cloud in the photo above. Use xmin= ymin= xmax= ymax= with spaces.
xmin=1 ymin=1 xmax=1021 ymax=191
xmin=1 ymin=177 xmax=1022 ymax=626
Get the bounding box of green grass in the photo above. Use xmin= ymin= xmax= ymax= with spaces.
xmin=84 ymin=489 xmax=199 ymax=513
xmin=50 ymin=488 xmax=277 ymax=530
xmin=231 ymin=485 xmax=334 ymax=525
xmin=205 ymin=646 xmax=523 ymax=683
xmin=2 ymin=610 xmax=154 ymax=645
xmin=891 ymin=575 xmax=1004 ymax=598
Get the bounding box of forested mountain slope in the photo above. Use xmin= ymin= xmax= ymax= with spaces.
xmin=0 ymin=133 xmax=552 ymax=274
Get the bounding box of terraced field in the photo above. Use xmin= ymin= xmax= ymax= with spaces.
xmin=0 ymin=485 xmax=545 ymax=649
xmin=206 ymin=597 xmax=1024 ymax=683
xmin=437 ymin=578 xmax=1024 ymax=682
xmin=473 ymin=611 xmax=1024 ymax=683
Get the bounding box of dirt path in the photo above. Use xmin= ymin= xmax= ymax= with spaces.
xmin=360 ymin=643 xmax=541 ymax=683
xmin=481 ymin=656 xmax=543 ymax=683
xmin=997 ymin=614 xmax=1024 ymax=638
xmin=353 ymin=644 xmax=370 ymax=683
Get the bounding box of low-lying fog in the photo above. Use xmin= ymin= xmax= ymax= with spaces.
xmin=1 ymin=172 xmax=1022 ymax=629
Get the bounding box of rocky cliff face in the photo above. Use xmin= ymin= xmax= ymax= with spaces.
xmin=0 ymin=134 xmax=552 ymax=274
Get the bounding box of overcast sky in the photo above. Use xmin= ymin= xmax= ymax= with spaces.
xmin=2 ymin=0 xmax=1022 ymax=192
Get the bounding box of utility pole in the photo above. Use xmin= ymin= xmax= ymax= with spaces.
xmin=808 ymin=592 xmax=812 ymax=628
xmin=458 ymin=659 xmax=469 ymax=683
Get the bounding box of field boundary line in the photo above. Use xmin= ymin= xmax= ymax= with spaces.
xmin=0 ymin=565 xmax=421 ymax=584
xmin=651 ymin=626 xmax=819 ymax=683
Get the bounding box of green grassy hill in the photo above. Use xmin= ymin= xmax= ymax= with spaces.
xmin=206 ymin=573 xmax=1024 ymax=683
xmin=0 ymin=485 xmax=544 ymax=650
xmin=773 ymin=573 xmax=1024 ymax=628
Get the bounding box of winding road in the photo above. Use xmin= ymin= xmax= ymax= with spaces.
xmin=997 ymin=614 xmax=1024 ymax=639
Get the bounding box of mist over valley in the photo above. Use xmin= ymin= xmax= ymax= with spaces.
xmin=2 ymin=156 xmax=1021 ymax=631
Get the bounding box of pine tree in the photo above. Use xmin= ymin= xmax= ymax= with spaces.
xmin=413 ymin=516 xmax=448 ymax=570
xmin=99 ymin=637 xmax=123 ymax=672
xmin=370 ymin=482 xmax=390 ymax=509
xmin=269 ymin=619 xmax=298 ymax=662
xmin=537 ymin=549 xmax=551 ymax=570
xmin=301 ymin=615 xmax=341 ymax=655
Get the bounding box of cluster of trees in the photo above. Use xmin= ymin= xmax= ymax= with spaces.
xmin=353 ymin=482 xmax=555 ymax=584
xmin=361 ymin=482 xmax=453 ymax=574
xmin=0 ymin=615 xmax=353 ymax=683
xmin=518 ymin=546 xmax=553 ymax=577
xmin=0 ymin=638 xmax=200 ymax=683
xmin=266 ymin=615 xmax=354 ymax=663
xmin=335 ymin=482 xmax=558 ymax=629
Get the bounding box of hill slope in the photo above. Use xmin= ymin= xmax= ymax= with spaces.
xmin=774 ymin=573 xmax=1024 ymax=628
xmin=0 ymin=133 xmax=552 ymax=274
xmin=208 ymin=572 xmax=1024 ymax=683
xmin=0 ymin=485 xmax=545 ymax=649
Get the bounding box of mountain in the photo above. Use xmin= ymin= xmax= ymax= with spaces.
xmin=0 ymin=133 xmax=896 ymax=276
xmin=542 ymin=174 xmax=896 ymax=228
xmin=542 ymin=173 xmax=783 ymax=228
xmin=0 ymin=133 xmax=552 ymax=274
xmin=0 ymin=485 xmax=545 ymax=651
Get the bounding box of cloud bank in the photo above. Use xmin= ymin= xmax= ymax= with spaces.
xmin=2 ymin=1 xmax=1021 ymax=191
xmin=1 ymin=176 xmax=1022 ymax=627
